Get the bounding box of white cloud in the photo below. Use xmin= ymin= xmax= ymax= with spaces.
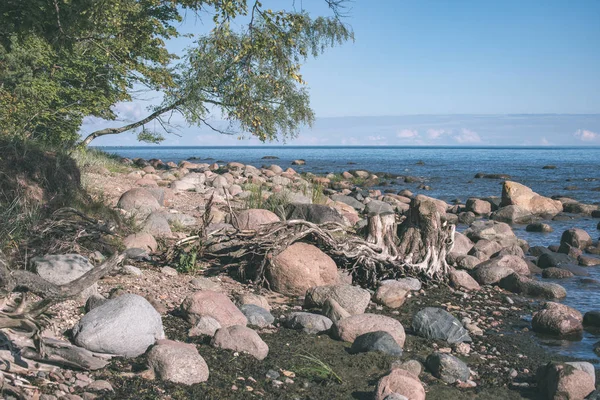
xmin=397 ymin=129 xmax=419 ymax=139
xmin=573 ymin=129 xmax=598 ymax=142
xmin=540 ymin=137 xmax=552 ymax=146
xmin=367 ymin=135 xmax=385 ymax=141
xmin=112 ymin=102 xmax=144 ymax=121
xmin=426 ymin=128 xmax=448 ymax=139
xmin=453 ymin=128 xmax=481 ymax=143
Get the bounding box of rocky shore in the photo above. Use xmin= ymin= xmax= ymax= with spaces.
xmin=8 ymin=155 xmax=600 ymax=400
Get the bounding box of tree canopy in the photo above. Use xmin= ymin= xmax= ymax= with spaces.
xmin=0 ymin=0 xmax=352 ymax=147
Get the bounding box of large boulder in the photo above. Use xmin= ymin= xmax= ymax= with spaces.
xmin=334 ymin=314 xmax=406 ymax=347
xmin=211 ymin=325 xmax=269 ymax=360
xmin=73 ymin=294 xmax=164 ymax=357
xmin=240 ymin=304 xmax=274 ymax=328
xmin=234 ymin=208 xmax=280 ymax=230
xmin=468 ymin=239 xmax=503 ymax=261
xmin=284 ymin=203 xmax=346 ymax=225
xmin=374 ymin=368 xmax=426 ymax=400
xmin=267 ymin=243 xmax=338 ymax=296
xmin=426 ymin=353 xmax=470 ymax=384
xmin=490 ymin=205 xmax=533 ymax=224
xmin=451 ymin=232 xmax=474 ymax=256
xmin=282 ymin=312 xmax=333 ymax=334
xmin=365 ymin=200 xmax=395 ymax=215
xmin=537 ymin=362 xmax=595 ymax=400
xmin=304 ymin=284 xmax=370 ymax=315
xmin=532 ymin=302 xmax=583 ymax=336
xmin=330 ymin=194 xmax=365 ymax=211
xmin=412 ymin=308 xmax=471 ymax=343
xmin=498 ymin=273 xmax=567 ymax=299
xmin=147 ymin=340 xmax=209 ymax=385
xmin=122 ymin=233 xmax=157 ymax=252
xmin=449 ymin=269 xmax=481 ymax=291
xmin=473 ymin=255 xmax=530 ymax=285
xmin=350 ymin=331 xmax=403 ymax=356
xmin=465 ymin=198 xmax=491 ymax=216
xmin=32 ymin=254 xmax=98 ymax=300
xmin=117 ymin=188 xmax=161 ymax=215
xmin=537 ymin=252 xmax=576 ymax=269
xmin=322 ymin=298 xmax=351 ymax=323
xmin=500 ymin=181 xmax=563 ymax=216
xmin=374 ymin=281 xmax=409 ymax=309
xmin=559 ymin=228 xmax=593 ymax=253
xmin=180 ymin=290 xmax=247 ymax=327
xmin=140 ymin=212 xmax=173 ymax=237
xmin=464 ymin=220 xmax=517 ymax=247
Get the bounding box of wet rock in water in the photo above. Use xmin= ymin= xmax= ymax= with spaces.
xmin=32 ymin=254 xmax=98 ymax=300
xmin=322 ymin=298 xmax=350 ymax=323
xmin=236 ymin=293 xmax=270 ymax=311
xmin=531 ymin=302 xmax=583 ymax=336
xmin=188 ymin=316 xmax=221 ymax=337
xmin=579 ymin=254 xmax=600 ymax=266
xmin=180 ymin=290 xmax=247 ymax=327
xmin=426 ymin=353 xmax=470 ymax=384
xmin=474 ymin=173 xmax=511 ymax=179
xmin=123 ymin=233 xmax=157 ymax=252
xmin=500 ymin=180 xmax=563 ymax=217
xmin=374 ymin=368 xmax=425 ymax=400
xmin=350 ymin=331 xmax=403 ymax=356
xmin=282 ymin=312 xmax=333 ymax=334
xmin=542 ymin=165 xmax=557 ymax=169
xmin=492 ymin=243 xmax=525 ymax=258
xmin=465 ymin=198 xmax=492 ymax=216
xmin=284 ymin=203 xmax=346 ymax=225
xmin=541 ymin=267 xmax=574 ymax=279
xmin=304 ymin=284 xmax=370 ymax=315
xmin=267 ymin=243 xmax=338 ymax=296
xmin=234 ymin=209 xmax=280 ymax=230
xmin=537 ymin=252 xmax=576 ymax=269
xmin=491 ymin=205 xmax=533 ymax=224
xmin=73 ymin=294 xmax=164 ymax=358
xmin=412 ymin=308 xmax=471 ymax=343
xmin=374 ymin=281 xmax=409 ymax=308
xmin=473 ymin=255 xmax=530 ymax=285
xmin=117 ymin=188 xmax=161 ymax=216
xmin=525 ymin=222 xmax=553 ymax=233
xmin=499 ymin=273 xmax=567 ymax=299
xmin=211 ymin=325 xmax=269 ymax=360
xmin=583 ymin=310 xmax=600 ymax=327
xmin=147 ymin=340 xmax=209 ymax=385
xmin=464 ymin=220 xmax=517 ymax=247
xmin=559 ymin=228 xmax=593 ymax=253
xmin=449 ymin=269 xmax=481 ymax=291
xmin=291 ymin=159 xmax=306 ymax=165
xmin=537 ymin=362 xmax=595 ymax=400
xmin=335 ymin=314 xmax=406 ymax=347
xmin=240 ymin=304 xmax=274 ymax=328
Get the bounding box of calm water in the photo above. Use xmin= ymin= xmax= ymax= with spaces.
xmin=100 ymin=146 xmax=600 ymax=362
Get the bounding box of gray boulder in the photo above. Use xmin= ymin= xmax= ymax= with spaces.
xmin=412 ymin=308 xmax=471 ymax=343
xmin=147 ymin=340 xmax=209 ymax=385
xmin=330 ymin=195 xmax=365 ymax=211
xmin=426 ymin=353 xmax=470 ymax=384
xmin=73 ymin=294 xmax=164 ymax=357
xmin=304 ymin=284 xmax=371 ymax=315
xmin=283 ymin=312 xmax=333 ymax=334
xmin=350 ymin=331 xmax=403 ymax=356
xmin=498 ymin=273 xmax=566 ymax=299
xmin=284 ymin=203 xmax=346 ymax=225
xmin=240 ymin=304 xmax=274 ymax=328
xmin=365 ymin=200 xmax=394 ymax=215
xmin=32 ymin=254 xmax=98 ymax=300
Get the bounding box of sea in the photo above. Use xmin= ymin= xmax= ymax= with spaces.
xmin=99 ymin=145 xmax=600 ymax=362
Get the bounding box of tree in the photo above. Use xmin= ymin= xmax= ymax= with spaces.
xmin=0 ymin=0 xmax=353 ymax=147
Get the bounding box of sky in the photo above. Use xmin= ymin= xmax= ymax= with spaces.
xmin=84 ymin=0 xmax=600 ymax=146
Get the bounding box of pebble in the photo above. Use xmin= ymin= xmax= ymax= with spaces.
xmin=266 ymin=370 xmax=280 ymax=380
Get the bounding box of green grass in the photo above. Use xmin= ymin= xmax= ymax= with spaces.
xmin=71 ymin=147 xmax=131 ymax=174
xmin=295 ymin=352 xmax=343 ymax=384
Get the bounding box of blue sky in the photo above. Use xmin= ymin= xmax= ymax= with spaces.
xmin=84 ymin=0 xmax=600 ymax=146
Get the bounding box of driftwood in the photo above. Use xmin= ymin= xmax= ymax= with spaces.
xmin=198 ymin=197 xmax=455 ymax=287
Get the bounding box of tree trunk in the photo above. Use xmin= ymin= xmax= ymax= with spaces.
xmin=366 ymin=212 xmax=398 ymax=258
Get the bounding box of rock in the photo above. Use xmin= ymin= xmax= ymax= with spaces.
xmin=374 ymin=368 xmax=426 ymax=400
xmin=211 ymin=325 xmax=269 ymax=360
xmin=492 ymin=243 xmax=525 ymax=258
xmin=188 ymin=316 xmax=221 ymax=337
xmin=140 ymin=212 xmax=172 ymax=237
xmin=500 ymin=181 xmax=563 ymax=216
xmin=392 ymin=277 xmax=422 ymax=291
xmin=365 ymin=200 xmax=394 ymax=215
xmin=451 ymin=232 xmax=474 ymax=255
xmin=532 ymin=302 xmax=583 ymax=336
xmin=304 ymin=284 xmax=371 ymax=315
xmin=465 ymin=198 xmax=491 ymax=215
xmin=32 ymin=254 xmax=98 ymax=300
xmin=240 ymin=304 xmax=274 ymax=328
xmin=412 ymin=308 xmax=471 ymax=343
xmin=474 ymin=173 xmax=511 ymax=179
xmin=537 ymin=252 xmax=576 ymax=269
xmin=473 ymin=255 xmax=530 ymax=285
xmin=291 ymin=159 xmax=306 ymax=165
xmin=392 ymin=360 xmax=423 ymax=377
xmin=85 ymin=380 xmax=113 ymax=392
xmin=122 ymin=233 xmax=157 ymax=252
xmin=456 ymin=255 xmax=481 ymax=270
xmin=541 ymin=267 xmax=574 ymax=279
xmin=170 ymin=179 xmax=197 ymax=192
xmin=537 ymin=362 xmax=595 ymax=400
xmin=73 ymin=294 xmax=164 ymax=357
xmin=458 ymin=211 xmax=476 ymax=225
xmin=525 ymin=222 xmax=553 ymax=233
xmin=267 ymin=243 xmax=338 ymax=296
xmin=426 ymin=353 xmax=470 ymax=384
xmin=464 ymin=220 xmax=517 ymax=247
xmin=117 ymin=188 xmax=161 ymax=215
xmin=147 ymin=340 xmax=209 ymax=385
xmin=350 ymin=331 xmax=403 ymax=356
xmin=161 ymin=212 xmax=197 ymax=227
xmin=491 ymin=205 xmax=533 ymax=224
xmin=374 ymin=281 xmax=409 ymax=308
xmin=322 ymin=298 xmax=351 ymax=323
xmin=282 ymin=312 xmax=333 ymax=334
xmin=559 ymin=228 xmax=593 ymax=253
xmin=160 ymin=266 xmax=178 ymax=277
xmin=85 ymin=294 xmax=108 ymax=312
xmin=383 ymin=394 xmax=408 ymax=400
xmin=233 ymin=209 xmax=280 ymax=230
xmin=565 ymin=361 xmax=596 ymax=386
xmin=189 ymin=277 xmax=221 ymax=291
xmin=236 ymin=293 xmax=270 ymax=311
xmin=499 ymin=273 xmax=567 ymax=299
xmin=330 ymin=194 xmax=365 ymax=211
xmin=579 ymin=254 xmax=600 ymax=266
xmin=284 ymin=203 xmax=346 ymax=225
xmin=122 ymin=265 xmax=143 ymax=276
xmin=180 ymin=290 xmax=247 ymax=327
xmin=583 ymin=311 xmax=600 ymax=327
xmin=468 ymin=239 xmax=503 ymax=261
xmin=449 ymin=269 xmax=481 ymax=291
xmin=335 ymin=314 xmax=406 ymax=347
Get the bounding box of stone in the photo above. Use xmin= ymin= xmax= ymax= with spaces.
xmin=283 ymin=312 xmax=333 ymax=334
xmin=160 ymin=266 xmax=178 ymax=277
xmin=147 ymin=340 xmax=209 ymax=385
xmin=468 ymin=239 xmax=503 ymax=261
xmin=392 ymin=360 xmax=422 ymax=377
xmin=85 ymin=294 xmax=108 ymax=312
xmin=335 ymin=314 xmax=406 ymax=347
xmin=565 ymin=361 xmax=596 ymax=386
xmin=236 ymin=293 xmax=270 ymax=311
xmin=537 ymin=252 xmax=576 ymax=269
xmin=180 ymin=290 xmax=247 ymax=327
xmin=188 ymin=316 xmax=221 ymax=337
xmin=140 ymin=212 xmax=172 ymax=238
xmin=122 ymin=265 xmax=143 ymax=276
xmin=383 ymin=394 xmax=408 ymax=400
xmin=284 ymin=203 xmax=346 ymax=225
xmin=456 ymin=255 xmax=481 ymax=270
xmin=579 ymin=254 xmax=600 ymax=266
xmin=500 ymin=181 xmax=563 ymax=216
xmin=583 ymin=310 xmax=600 ymax=327
xmin=85 ymin=380 xmax=113 ymax=392
xmin=33 ymin=254 xmax=98 ymax=300
xmin=465 ymin=198 xmax=491 ymax=215
xmin=304 ymin=284 xmax=371 ymax=315
xmin=559 ymin=228 xmax=593 ymax=253
xmin=240 ymin=304 xmax=274 ymax=328
xmin=473 ymin=255 xmax=530 ymax=285
xmin=122 ymin=233 xmax=157 ymax=252
xmin=449 ymin=269 xmax=481 ymax=291
xmin=464 ymin=220 xmax=517 ymax=247
xmin=189 ymin=277 xmax=221 ymax=291
xmin=532 ymin=302 xmax=583 ymax=336
xmin=412 ymin=308 xmax=471 ymax=343
xmin=117 ymin=188 xmax=161 ymax=215
xmin=350 ymin=331 xmax=403 ymax=356
xmin=374 ymin=368 xmax=426 ymax=400
xmin=499 ymin=273 xmax=567 ymax=299
xmin=330 ymin=194 xmax=365 ymax=211
xmin=211 ymin=325 xmax=269 ymax=360
xmin=73 ymin=294 xmax=164 ymax=357
xmin=491 ymin=205 xmax=533 ymax=224
xmin=365 ymin=200 xmax=395 ymax=215
xmin=492 ymin=243 xmax=525 ymax=258
xmin=322 ymin=298 xmax=351 ymax=323
xmin=426 ymin=353 xmax=470 ymax=384
xmin=541 ymin=268 xmax=573 ymax=279
xmin=234 ymin=209 xmax=280 ymax=230
xmin=374 ymin=281 xmax=409 ymax=308
xmin=537 ymin=362 xmax=595 ymax=400
xmin=525 ymin=222 xmax=553 ymax=233
xmin=451 ymin=232 xmax=474 ymax=255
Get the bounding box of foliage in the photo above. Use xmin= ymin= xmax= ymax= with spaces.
xmin=71 ymin=148 xmax=131 ymax=174
xmin=0 ymin=0 xmax=353 ymax=147
xmin=295 ymin=351 xmax=343 ymax=384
